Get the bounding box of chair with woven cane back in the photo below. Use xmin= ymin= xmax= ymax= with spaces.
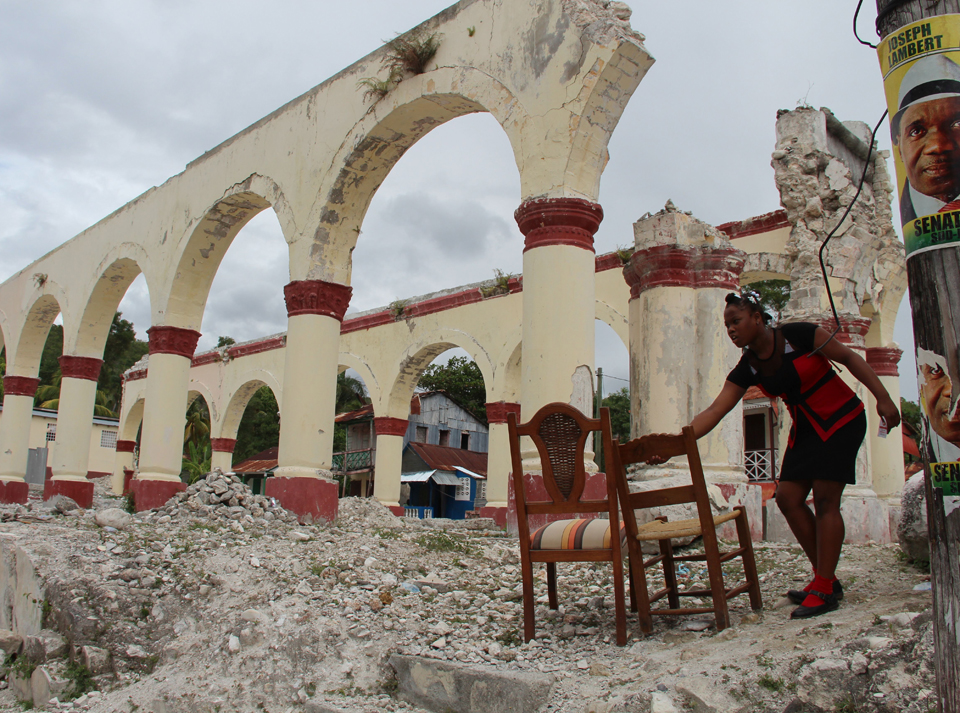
xmin=507 ymin=403 xmax=628 ymax=646
xmin=604 ymin=425 xmax=762 ymax=633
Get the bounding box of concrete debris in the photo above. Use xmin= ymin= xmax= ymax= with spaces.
xmin=897 ymin=472 xmax=929 ymax=563
xmin=0 ymin=476 xmax=940 ymax=713
xmin=94 ymin=508 xmax=133 ymax=530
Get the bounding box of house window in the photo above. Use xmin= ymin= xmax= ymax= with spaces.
xmin=46 ymin=424 xmax=56 ymax=442
xmin=460 ymin=432 xmax=470 ymax=450
xmin=476 ymin=480 xmax=486 ymax=501
xmin=416 ymin=426 xmax=428 ymax=443
xmin=455 ymin=477 xmax=471 ymax=501
xmin=439 ymin=429 xmax=450 ymax=447
xmin=100 ymin=430 xmax=118 ymax=449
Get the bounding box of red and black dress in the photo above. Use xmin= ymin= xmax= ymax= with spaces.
xmin=727 ymin=322 xmax=866 ymax=485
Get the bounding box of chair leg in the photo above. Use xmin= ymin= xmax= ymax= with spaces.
xmin=627 ymin=559 xmax=638 ymax=613
xmin=627 ymin=539 xmax=653 ymax=634
xmin=659 ymin=536 xmax=681 ymax=610
xmin=546 ymin=562 xmax=559 ymax=610
xmin=611 ymin=551 xmax=627 ymax=646
xmin=734 ymin=506 xmax=763 ymax=611
xmin=520 ymin=558 xmax=537 ymax=642
xmin=702 ymin=527 xmax=730 ymax=632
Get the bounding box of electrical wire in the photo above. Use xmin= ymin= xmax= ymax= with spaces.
xmin=854 ymin=0 xmax=879 ymax=48
xmin=810 ymin=108 xmax=889 ymax=356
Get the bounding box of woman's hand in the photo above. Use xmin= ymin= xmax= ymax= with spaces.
xmin=878 ymin=397 xmax=901 ymax=431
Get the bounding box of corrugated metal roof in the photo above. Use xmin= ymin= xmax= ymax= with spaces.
xmin=453 ymin=466 xmax=485 ymax=480
xmin=407 ymin=442 xmax=487 ymax=476
xmin=401 ymin=470 xmax=436 ymax=483
xmin=232 ymin=447 xmax=279 ymax=474
xmin=432 ymin=472 xmax=462 ymax=486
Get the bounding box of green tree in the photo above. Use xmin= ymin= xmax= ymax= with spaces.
xmin=98 ymin=313 xmax=149 ymax=412
xmin=750 ymin=279 xmax=791 ymax=320
xmin=901 ymin=397 xmax=922 ymax=464
xmin=184 ymin=398 xmax=210 ymax=449
xmin=217 ymin=336 xmax=236 ymax=348
xmin=0 ymin=349 xmax=5 ymax=402
xmin=233 ymin=386 xmax=281 ymax=464
xmin=602 ymin=387 xmax=631 ymax=442
xmin=34 ymin=370 xmax=117 ymax=417
xmin=417 ymin=356 xmax=487 ymax=422
xmin=181 ymin=440 xmax=211 ymax=484
xmin=333 ymin=372 xmax=368 ymax=454
xmin=38 ymin=324 xmax=63 ymax=386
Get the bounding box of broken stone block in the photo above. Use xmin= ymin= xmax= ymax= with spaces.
xmin=676 ymin=678 xmax=744 ymax=713
xmin=897 ymin=473 xmax=929 ymax=563
xmin=0 ymin=629 xmax=23 ymax=656
xmin=22 ymin=629 xmax=67 ymax=664
xmin=796 ymin=657 xmax=862 ymax=711
xmin=30 ymin=665 xmax=67 ymax=708
xmin=94 ymin=508 xmax=134 ymax=530
xmin=81 ymin=645 xmax=111 ymax=675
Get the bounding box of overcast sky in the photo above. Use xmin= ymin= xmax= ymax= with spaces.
xmin=0 ymin=0 xmax=919 ymax=401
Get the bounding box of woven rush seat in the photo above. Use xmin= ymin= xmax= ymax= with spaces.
xmin=530 ymin=518 xmax=627 ymax=550
xmin=633 ymin=510 xmax=740 ymax=541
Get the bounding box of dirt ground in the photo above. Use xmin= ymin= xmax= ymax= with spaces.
xmin=0 ymin=478 xmax=938 ymax=713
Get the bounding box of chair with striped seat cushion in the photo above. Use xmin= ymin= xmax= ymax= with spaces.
xmin=530 ymin=519 xmax=627 ymax=551
xmin=508 ymin=404 xmax=628 ymax=646
xmin=604 ymin=426 xmax=763 ymax=634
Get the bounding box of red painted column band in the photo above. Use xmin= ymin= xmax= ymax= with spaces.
xmin=58 ymin=355 xmax=103 ymax=381
xmin=115 ymin=440 xmax=137 ymax=453
xmin=515 ymin=198 xmax=603 ymax=253
xmin=3 ymin=376 xmax=40 ymax=397
xmin=210 ymin=438 xmax=237 ymax=453
xmin=147 ymin=326 xmax=202 ymax=358
xmin=812 ymin=317 xmax=873 ymax=347
xmin=485 ymin=402 xmax=521 ymax=424
xmin=284 ymin=280 xmax=352 ymax=320
xmin=624 ymin=245 xmax=746 ymax=298
xmin=865 ymin=346 xmax=903 ymax=377
xmin=374 ymin=417 xmax=408 ymax=437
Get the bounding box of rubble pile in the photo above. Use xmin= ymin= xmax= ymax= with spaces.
xmin=149 ymin=470 xmax=298 ymax=529
xmin=0 ymin=481 xmax=941 ymax=713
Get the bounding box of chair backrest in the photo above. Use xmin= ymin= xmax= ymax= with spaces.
xmin=604 ymin=425 xmax=714 ymax=536
xmin=507 ymin=403 xmax=619 ymax=539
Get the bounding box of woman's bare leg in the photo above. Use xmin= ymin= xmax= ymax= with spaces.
xmin=811 ymin=480 xmax=846 ymax=581
xmin=776 ymin=480 xmax=817 ymax=569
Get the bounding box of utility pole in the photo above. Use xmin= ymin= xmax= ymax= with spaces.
xmin=875 ymin=2 xmax=960 ymax=709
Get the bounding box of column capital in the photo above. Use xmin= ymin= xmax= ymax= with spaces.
xmin=147 ymin=326 xmax=201 ymax=358
xmin=794 ymin=316 xmax=873 ymax=348
xmin=284 ymin=280 xmax=352 ymax=320
xmin=865 ymin=346 xmax=903 ymax=377
xmin=2 ymin=376 xmax=40 ymax=397
xmin=210 ymin=438 xmax=237 ymax=453
xmin=624 ymin=244 xmax=745 ymax=298
xmin=374 ymin=417 xmax=408 ymax=437
xmin=515 ymin=198 xmax=603 ymax=253
xmin=115 ymin=440 xmax=137 ymax=453
xmin=58 ymin=355 xmax=103 ymax=381
xmin=485 ymin=402 xmax=521 ymax=424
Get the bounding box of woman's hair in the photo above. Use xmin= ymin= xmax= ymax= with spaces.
xmin=725 ymin=288 xmax=773 ymax=324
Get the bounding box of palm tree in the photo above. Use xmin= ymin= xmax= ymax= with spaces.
xmin=35 ymin=370 xmax=117 ymax=417
xmin=183 ymin=398 xmax=210 ymax=448
xmin=336 ymin=372 xmax=367 ymax=414
xmin=181 ymin=440 xmax=211 ymax=484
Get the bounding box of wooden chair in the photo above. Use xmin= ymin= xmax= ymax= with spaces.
xmin=604 ymin=425 xmax=762 ymax=633
xmin=507 ymin=403 xmax=628 ymax=646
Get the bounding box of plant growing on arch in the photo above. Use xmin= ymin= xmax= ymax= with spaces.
xmin=383 ymin=29 xmax=442 ymax=76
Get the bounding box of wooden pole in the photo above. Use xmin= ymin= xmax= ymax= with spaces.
xmin=876 ymin=3 xmax=960 ymax=711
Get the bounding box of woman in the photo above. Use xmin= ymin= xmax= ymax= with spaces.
xmin=685 ymin=289 xmax=900 ymax=618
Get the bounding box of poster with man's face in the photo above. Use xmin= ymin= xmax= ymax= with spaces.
xmin=881 ymin=17 xmax=960 ymax=256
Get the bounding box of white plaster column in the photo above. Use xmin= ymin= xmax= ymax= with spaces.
xmin=210 ymin=438 xmax=236 ymax=473
xmin=135 ymin=326 xmax=200 ymax=509
xmin=624 ymin=206 xmax=746 ymax=480
xmin=267 ymin=279 xmax=350 ymax=522
xmin=46 ymin=355 xmax=104 ymax=507
xmin=515 ymin=199 xmax=601 ymax=420
xmin=111 ymin=439 xmax=136 ymax=495
xmin=865 ymin=346 xmax=905 ymax=499
xmin=0 ymin=376 xmax=39 ymax=504
xmin=484 ymin=402 xmax=520 ymax=510
xmin=372 ymin=417 xmax=407 ymax=509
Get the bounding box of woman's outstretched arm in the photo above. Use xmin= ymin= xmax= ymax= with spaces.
xmin=814 ymin=327 xmax=901 ymax=430
xmin=691 ymin=380 xmax=747 ymax=438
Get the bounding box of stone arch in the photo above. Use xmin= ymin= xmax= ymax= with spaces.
xmin=187 ymin=382 xmax=218 ymax=425
xmin=337 ymin=353 xmax=381 ymax=409
xmin=595 ymin=300 xmax=629 ymax=350
xmin=11 ymin=286 xmax=66 ymax=375
xmin=741 ymin=253 xmax=792 ymax=284
xmin=119 ymin=397 xmax=145 ymax=442
xmin=70 ymin=243 xmax=155 ymax=356
xmin=165 ymin=175 xmax=293 ymax=331
xmin=564 ymin=42 xmax=655 ymax=201
xmin=300 ymin=68 xmax=529 ymax=283
xmin=218 ymin=371 xmax=283 ymax=441
xmin=386 ymin=329 xmax=494 ymax=417
xmin=492 ymin=336 xmax=523 ymax=405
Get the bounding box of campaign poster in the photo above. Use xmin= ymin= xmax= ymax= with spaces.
xmin=880 ymin=15 xmax=960 ymax=257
